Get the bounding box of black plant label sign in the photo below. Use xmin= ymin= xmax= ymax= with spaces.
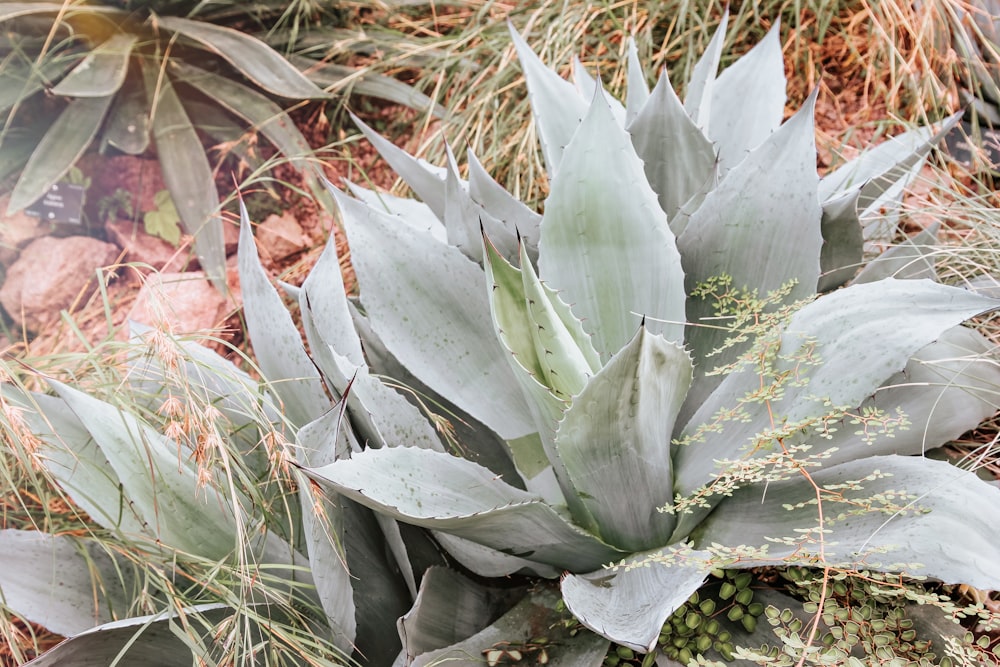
xmin=25 ymin=183 xmax=85 ymax=225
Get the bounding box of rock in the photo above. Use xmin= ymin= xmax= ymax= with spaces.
xmin=223 ymin=218 xmax=240 ymax=256
xmin=0 ymin=194 xmax=50 ymax=265
xmin=256 ymin=213 xmax=310 ymax=262
xmin=0 ymin=236 xmax=119 ymax=331
xmin=105 ymin=218 xmax=194 ymax=275
xmin=127 ymin=271 xmax=233 ymax=335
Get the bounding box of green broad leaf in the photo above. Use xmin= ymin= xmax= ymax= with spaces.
xmin=397 ymin=567 xmax=521 ymax=663
xmin=352 ymin=114 xmax=448 ymax=219
xmin=143 ymin=189 xmax=181 ymax=246
xmin=673 ymin=280 xmax=1000 ymax=537
xmin=508 ymin=22 xmax=588 ymax=177
xmin=173 ymin=61 xmax=332 ymax=211
xmin=693 ymin=454 xmax=1000 ymax=590
xmin=628 ymin=68 xmax=717 ymax=224
xmin=466 ymin=148 xmax=542 ymax=255
xmin=0 ymin=530 xmax=135 ymax=636
xmin=103 ymin=74 xmax=150 ymax=155
xmin=708 ymin=19 xmax=785 ymax=172
xmin=815 ymin=325 xmax=1000 ymax=468
xmin=7 ymin=94 xmax=113 ymax=213
xmin=561 ymin=549 xmax=711 ymax=653
xmin=302 ymin=446 xmax=626 ymax=572
xmin=344 ymin=180 xmax=446 ymax=242
xmin=155 ymin=16 xmax=326 ymax=99
xmin=432 ymin=531 xmax=560 ymax=578
xmin=142 ymin=62 xmax=225 ymax=287
xmin=51 ymin=33 xmax=136 ymax=97
xmin=4 ymin=388 xmax=146 ymax=536
xmin=557 ymin=327 xmax=691 ymax=552
xmin=48 ymin=381 xmax=240 ymax=560
xmin=24 ymin=603 xmax=230 ymax=667
xmin=409 ymin=585 xmax=610 ymax=667
xmin=683 ymin=11 xmax=728 ymax=132
xmin=817 ymin=188 xmax=864 ymax=292
xmin=624 ymin=38 xmax=649 ymax=126
xmin=538 ymin=86 xmax=687 ymax=357
xmin=852 ymin=223 xmax=939 ymax=284
xmin=333 ymin=188 xmax=535 ymax=442
xmin=237 ymin=200 xmax=331 ymax=429
xmin=679 ymin=91 xmax=822 ymax=415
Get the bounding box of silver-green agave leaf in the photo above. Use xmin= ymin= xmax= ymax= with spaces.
xmin=294 ymin=19 xmax=1000 ymax=660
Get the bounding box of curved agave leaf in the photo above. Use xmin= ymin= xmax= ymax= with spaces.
xmin=299 ymin=228 xmax=364 ymax=368
xmin=683 ymin=12 xmax=729 ymax=132
xmin=708 ymin=19 xmax=785 ymax=172
xmin=396 ymin=567 xmax=521 ymax=665
xmin=852 ymin=223 xmax=939 ymax=284
xmin=628 ymin=68 xmax=717 ymax=225
xmin=0 ymin=48 xmax=80 ymax=115
xmin=561 ymin=549 xmax=711 ymax=653
xmin=466 ymin=149 xmax=542 ymax=254
xmin=406 ymin=585 xmax=609 ymax=667
xmin=817 ymin=188 xmax=864 ymax=291
xmin=51 ymin=33 xmax=136 ymax=97
xmin=7 ymin=94 xmax=113 ymax=213
xmin=302 ymin=446 xmax=626 ymax=571
xmin=570 ymin=55 xmax=626 ymax=123
xmin=143 ymin=62 xmax=225 ymax=287
xmin=674 ymin=280 xmax=1000 ymax=537
xmin=0 ymin=530 xmax=136 ymax=637
xmin=103 ymin=74 xmax=150 ymax=155
xmin=692 ymin=455 xmax=1000 ymax=590
xmin=238 ymin=201 xmax=330 ymax=428
xmin=679 ymin=91 xmax=822 ymax=417
xmin=344 ymin=180 xmax=446 ymax=241
xmin=334 ymin=188 xmax=535 ymax=441
xmin=539 ymin=85 xmax=686 ymax=356
xmin=24 ymin=605 xmax=232 ymax=667
xmin=431 ymin=531 xmax=560 ymax=578
xmin=508 ymin=22 xmax=588 ymax=176
xmin=624 ymin=39 xmax=649 ymax=126
xmin=154 ymin=16 xmax=326 ymax=99
xmin=557 ymin=326 xmax=691 ymax=552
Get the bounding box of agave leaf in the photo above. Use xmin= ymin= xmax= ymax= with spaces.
xmin=174 ymin=62 xmax=332 ymax=211
xmin=7 ymin=94 xmax=113 ymax=213
xmin=344 ymin=180 xmax=446 ymax=242
xmin=628 ymin=68 xmax=717 ymax=224
xmin=142 ymin=62 xmax=225 ymax=286
xmin=334 ymin=188 xmax=535 ymax=441
xmin=5 ymin=390 xmax=146 ymax=537
xmin=674 ymin=280 xmax=1000 ymax=536
xmin=624 ymin=38 xmax=649 ymax=126
xmin=693 ymin=455 xmax=1000 ymax=590
xmin=561 ymin=549 xmax=710 ymax=652
xmin=466 ymin=148 xmax=542 ymax=255
xmin=0 ymin=49 xmax=79 ymax=115
xmin=352 ymin=114 xmax=448 ymax=219
xmin=708 ymin=19 xmax=785 ymax=172
xmin=508 ymin=22 xmax=588 ymax=176
xmin=817 ymin=188 xmax=864 ymax=291
xmin=103 ymin=74 xmax=150 ymax=155
xmin=852 ymin=223 xmax=939 ymax=284
xmin=49 ymin=381 xmax=240 ymax=560
xmin=396 ymin=567 xmax=521 ymax=664
xmin=155 ymin=16 xmax=326 ymax=99
xmin=679 ymin=91 xmax=822 ymax=415
xmin=237 ymin=201 xmax=331 ymax=428
xmin=816 ymin=325 xmax=1000 ymax=468
xmin=683 ymin=12 xmax=729 ymax=132
xmin=302 ymin=446 xmax=626 ymax=571
xmin=557 ymin=327 xmax=691 ymax=552
xmin=432 ymin=531 xmax=561 ymax=578
xmin=0 ymin=2 xmax=105 ymax=21
xmin=408 ymin=585 xmax=609 ymax=667
xmin=51 ymin=33 xmax=136 ymax=97
xmin=0 ymin=531 xmax=135 ymax=636
xmin=571 ymin=55 xmax=626 ymax=123
xmin=24 ymin=604 xmax=231 ymax=667
xmin=539 ymin=86 xmax=686 ymax=356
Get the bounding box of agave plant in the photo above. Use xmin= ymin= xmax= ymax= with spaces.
xmin=279 ymin=18 xmax=1000 ymax=660
xmin=0 ymin=1 xmax=439 ymax=286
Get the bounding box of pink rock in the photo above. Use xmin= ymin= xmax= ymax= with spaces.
xmin=127 ymin=271 xmax=233 ymax=335
xmin=105 ymin=218 xmax=194 ymax=274
xmin=0 ymin=236 xmax=119 ymax=331
xmin=256 ymin=213 xmax=309 ymax=262
xmin=0 ymin=194 xmax=50 ymax=265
